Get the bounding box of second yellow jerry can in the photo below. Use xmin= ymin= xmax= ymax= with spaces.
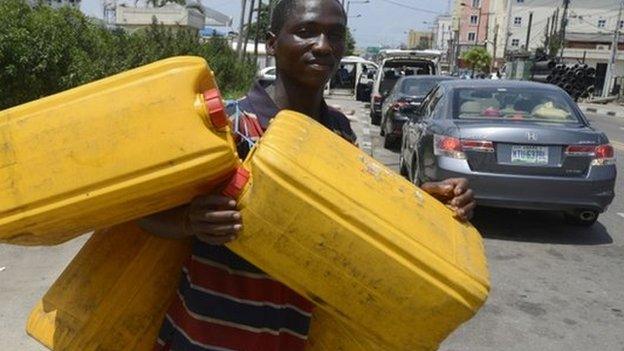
xmin=0 ymin=56 xmax=239 ymax=246
xmin=226 ymin=110 xmax=490 ymax=350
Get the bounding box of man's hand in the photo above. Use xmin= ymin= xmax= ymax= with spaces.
xmin=186 ymin=195 xmax=243 ymax=245
xmin=420 ymin=178 xmax=476 ymax=221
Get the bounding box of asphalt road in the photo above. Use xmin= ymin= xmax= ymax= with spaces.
xmin=0 ymin=96 xmax=622 ymax=351
xmin=329 ymin=94 xmax=624 ymax=351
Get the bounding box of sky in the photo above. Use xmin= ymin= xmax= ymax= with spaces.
xmin=81 ymin=0 xmax=449 ymax=48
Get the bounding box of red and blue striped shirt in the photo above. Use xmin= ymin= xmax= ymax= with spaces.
xmin=155 ymin=82 xmax=356 ymax=351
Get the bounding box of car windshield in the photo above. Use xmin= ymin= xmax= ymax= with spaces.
xmin=401 ymin=79 xmax=445 ymax=96
xmin=453 ymin=87 xmax=581 ymax=124
xmin=379 ymin=60 xmax=434 ymax=95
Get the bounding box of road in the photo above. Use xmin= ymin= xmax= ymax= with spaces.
xmin=329 ymin=94 xmax=624 ymax=351
xmin=0 ymin=96 xmax=622 ymax=351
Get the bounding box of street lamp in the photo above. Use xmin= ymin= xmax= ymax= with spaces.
xmin=346 ymin=0 xmax=369 ymax=16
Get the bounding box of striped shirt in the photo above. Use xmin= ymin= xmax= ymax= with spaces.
xmin=155 ymin=81 xmax=357 ymax=351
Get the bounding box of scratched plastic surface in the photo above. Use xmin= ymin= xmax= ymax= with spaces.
xmin=27 ymin=222 xmax=193 ymax=351
xmin=0 ymin=57 xmax=239 ymax=245
xmin=229 ymin=110 xmax=490 ymax=350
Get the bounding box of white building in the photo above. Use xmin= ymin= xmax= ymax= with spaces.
xmin=115 ymin=3 xmax=205 ymax=32
xmin=433 ymin=14 xmax=453 ymax=54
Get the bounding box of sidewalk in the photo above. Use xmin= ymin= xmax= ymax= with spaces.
xmin=578 ymin=102 xmax=624 ymax=118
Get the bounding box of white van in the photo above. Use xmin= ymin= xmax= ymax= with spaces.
xmin=369 ymin=50 xmax=442 ymax=125
xmin=326 ymin=56 xmax=378 ymax=97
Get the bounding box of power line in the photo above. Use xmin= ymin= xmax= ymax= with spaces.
xmin=377 ymin=0 xmax=443 ymax=15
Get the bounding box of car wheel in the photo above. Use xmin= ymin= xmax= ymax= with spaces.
xmin=371 ymin=113 xmax=381 ymax=126
xmin=383 ymin=134 xmax=395 ymax=150
xmin=564 ymin=210 xmax=599 ymax=226
xmin=411 ymin=154 xmax=422 ymax=186
xmin=399 ymin=155 xmax=409 ymax=177
xmin=380 ymin=119 xmax=386 ymax=136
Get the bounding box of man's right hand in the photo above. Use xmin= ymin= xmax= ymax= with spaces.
xmin=185 ymin=195 xmax=243 ymax=245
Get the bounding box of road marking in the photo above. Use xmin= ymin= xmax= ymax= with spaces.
xmin=612 ymin=140 xmax=624 ymax=151
xmin=618 ymin=213 xmax=624 ymax=219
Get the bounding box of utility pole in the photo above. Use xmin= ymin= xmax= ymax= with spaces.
xmin=254 ymin=0 xmax=262 ymax=62
xmin=503 ymin=0 xmax=513 ymax=61
xmin=525 ymin=12 xmax=533 ymax=51
xmin=544 ymin=16 xmax=550 ymax=51
xmin=237 ymin=0 xmax=248 ymax=59
xmin=491 ymin=22 xmax=499 ymax=72
xmin=559 ymin=0 xmax=570 ymax=60
xmin=265 ymin=0 xmax=275 ymax=67
xmin=242 ymin=0 xmax=256 ymax=62
xmin=603 ymin=0 xmax=624 ymax=97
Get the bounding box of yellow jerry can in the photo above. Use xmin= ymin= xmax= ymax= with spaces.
xmin=0 ymin=56 xmax=239 ymax=246
xmin=225 ymin=110 xmax=490 ymax=350
xmin=26 ymin=222 xmax=193 ymax=350
xmin=27 ymin=110 xmax=489 ymax=351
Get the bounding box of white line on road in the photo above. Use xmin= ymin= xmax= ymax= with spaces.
xmin=612 ymin=141 xmax=624 ymax=151
xmin=362 ymin=127 xmax=370 ymax=135
xmin=618 ymin=213 xmax=624 ymax=219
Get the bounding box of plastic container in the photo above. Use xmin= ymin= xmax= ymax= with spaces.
xmin=26 ymin=222 xmax=193 ymax=350
xmin=226 ymin=110 xmax=490 ymax=350
xmin=27 ymin=110 xmax=489 ymax=351
xmin=0 ymin=56 xmax=239 ymax=246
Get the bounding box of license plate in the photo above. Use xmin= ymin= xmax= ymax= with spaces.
xmin=511 ymin=145 xmax=549 ymax=165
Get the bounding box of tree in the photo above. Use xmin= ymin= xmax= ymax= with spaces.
xmin=461 ymin=47 xmax=492 ymax=73
xmin=345 ymin=28 xmax=356 ymax=56
xmin=0 ymin=0 xmax=255 ymax=109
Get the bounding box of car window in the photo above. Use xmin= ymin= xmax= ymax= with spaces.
xmin=453 ymin=87 xmax=581 ymax=124
xmin=401 ymin=79 xmax=441 ymax=96
xmin=430 ymin=89 xmax=447 ymax=119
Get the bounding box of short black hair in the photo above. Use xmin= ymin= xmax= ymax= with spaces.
xmin=270 ymin=0 xmax=347 ymax=34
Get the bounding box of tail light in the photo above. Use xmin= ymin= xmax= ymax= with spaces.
xmin=461 ymin=140 xmax=495 ymax=153
xmin=565 ymin=144 xmax=615 ymax=166
xmin=392 ymin=101 xmax=409 ymax=110
xmin=434 ymin=135 xmax=465 ymax=159
xmin=435 ymin=135 xmax=495 ymax=159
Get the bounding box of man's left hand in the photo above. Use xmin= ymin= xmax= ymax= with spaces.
xmin=420 ymin=178 xmax=476 ymax=221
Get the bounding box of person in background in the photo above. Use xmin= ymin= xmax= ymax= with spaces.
xmin=140 ymin=1 xmax=477 ymax=350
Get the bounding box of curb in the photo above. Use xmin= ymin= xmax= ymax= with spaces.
xmin=578 ymin=104 xmax=624 ymax=118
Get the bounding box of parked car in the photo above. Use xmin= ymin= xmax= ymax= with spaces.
xmin=380 ymin=76 xmax=456 ymax=149
xmin=400 ymin=80 xmax=616 ymax=226
xmin=370 ymin=50 xmax=442 ymax=125
xmin=257 ymin=66 xmax=276 ymax=87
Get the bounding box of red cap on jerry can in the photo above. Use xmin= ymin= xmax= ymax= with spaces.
xmin=203 ymin=88 xmax=228 ymax=129
xmin=222 ymin=167 xmax=251 ymax=199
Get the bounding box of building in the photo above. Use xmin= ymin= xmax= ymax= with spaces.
xmin=28 ymin=0 xmax=80 ymax=9
xmin=433 ymin=14 xmax=453 ymax=53
xmin=115 ymin=3 xmax=205 ymax=33
xmin=455 ymin=0 xmax=493 ymax=52
xmin=407 ymin=30 xmax=433 ymax=50
xmin=505 ymin=0 xmax=624 ymax=95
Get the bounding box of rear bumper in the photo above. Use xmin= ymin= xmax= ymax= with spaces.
xmin=434 ymin=157 xmax=616 ymax=212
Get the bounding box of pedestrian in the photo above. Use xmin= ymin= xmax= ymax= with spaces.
xmin=140 ymin=1 xmax=476 ymax=350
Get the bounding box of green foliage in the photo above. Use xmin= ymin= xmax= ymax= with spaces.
xmin=345 ymin=28 xmax=356 ymax=56
xmin=0 ymin=0 xmax=255 ymax=109
xmin=244 ymin=3 xmax=270 ymax=40
xmin=461 ymin=47 xmax=492 ymax=73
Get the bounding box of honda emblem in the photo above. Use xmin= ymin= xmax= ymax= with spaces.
xmin=527 ymin=132 xmax=538 ymax=141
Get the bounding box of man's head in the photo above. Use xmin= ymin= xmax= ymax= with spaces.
xmin=267 ymin=0 xmax=348 ymax=89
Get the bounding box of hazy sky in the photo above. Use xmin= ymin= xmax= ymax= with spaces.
xmin=81 ymin=0 xmax=449 ymax=48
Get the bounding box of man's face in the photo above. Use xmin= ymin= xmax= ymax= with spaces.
xmin=269 ymin=0 xmax=347 ymax=89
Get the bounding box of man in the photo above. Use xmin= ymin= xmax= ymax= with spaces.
xmin=141 ymin=1 xmax=476 ymax=350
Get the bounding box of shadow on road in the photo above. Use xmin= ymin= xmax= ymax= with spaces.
xmin=472 ymin=207 xmax=613 ymax=246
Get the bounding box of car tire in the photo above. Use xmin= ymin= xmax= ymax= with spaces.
xmin=371 ymin=113 xmax=381 ymax=126
xmin=564 ymin=210 xmax=599 ymax=226
xmin=383 ymin=134 xmax=396 ymax=150
xmin=399 ymin=155 xmax=409 ymax=177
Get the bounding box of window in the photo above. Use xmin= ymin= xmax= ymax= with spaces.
xmin=472 ymin=0 xmax=480 ymax=7
xmin=511 ymin=39 xmax=520 ymax=47
xmin=514 ymin=17 xmax=522 ymax=26
xmin=598 ymin=19 xmax=606 ymax=28
xmin=470 ymin=15 xmax=478 ymax=24
xmin=619 ymin=20 xmax=624 ymax=29
xmin=468 ymin=32 xmax=476 ymax=41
